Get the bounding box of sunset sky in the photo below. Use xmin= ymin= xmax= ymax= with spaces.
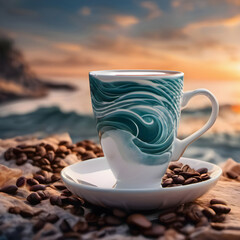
xmin=0 ymin=0 xmax=240 ymax=81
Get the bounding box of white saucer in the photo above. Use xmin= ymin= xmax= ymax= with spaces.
xmin=61 ymin=157 xmax=222 ymax=211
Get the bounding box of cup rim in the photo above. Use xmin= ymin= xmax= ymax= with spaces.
xmin=89 ymin=70 xmax=184 ymax=79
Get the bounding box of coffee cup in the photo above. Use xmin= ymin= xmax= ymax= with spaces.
xmin=89 ymin=70 xmax=219 ymax=189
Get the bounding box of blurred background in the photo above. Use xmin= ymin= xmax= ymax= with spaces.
xmin=0 ymin=0 xmax=240 ymax=163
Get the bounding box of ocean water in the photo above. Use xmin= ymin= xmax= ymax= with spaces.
xmin=0 ymin=79 xmax=240 ymax=165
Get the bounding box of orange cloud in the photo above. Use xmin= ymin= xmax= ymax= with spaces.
xmin=185 ymin=14 xmax=240 ymax=30
xmin=141 ymin=1 xmax=162 ymax=19
xmin=54 ymin=42 xmax=82 ymax=52
xmin=113 ymin=15 xmax=139 ymax=27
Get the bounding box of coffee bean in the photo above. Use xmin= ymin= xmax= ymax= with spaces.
xmin=142 ymin=224 xmax=165 ymax=237
xmin=211 ymin=222 xmax=225 ymax=230
xmin=210 ymin=204 xmax=231 ymax=214
xmin=20 ymin=209 xmax=34 ymax=218
xmin=33 ymin=156 xmax=41 ymax=161
xmin=27 ymin=178 xmax=39 ymax=186
xmin=12 ymin=147 xmax=22 ymax=155
xmin=57 ymin=145 xmax=68 ymax=154
xmin=22 ymin=147 xmax=36 ymax=153
xmin=82 ymin=151 xmax=97 ymax=160
xmin=46 ymin=150 xmax=55 ymax=162
xmin=196 ymin=168 xmax=208 ymax=174
xmin=36 ymin=146 xmax=46 ymax=157
xmin=39 ymin=158 xmax=51 ymax=165
xmin=162 ymin=178 xmax=173 ymax=187
xmin=46 ymin=213 xmax=59 ymax=223
xmin=33 ymin=219 xmax=45 ymax=232
xmin=51 ymin=174 xmax=61 ymax=182
xmin=181 ymin=165 xmax=190 ymax=172
xmin=212 ymin=214 xmax=226 ymax=223
xmin=159 ymin=212 xmax=178 ymax=224
xmin=33 ymin=175 xmax=46 ymax=184
xmin=200 ymin=173 xmax=210 ymax=181
xmin=60 ymin=219 xmax=72 ymax=233
xmin=16 ymin=176 xmax=26 ymax=187
xmin=127 ymin=214 xmax=152 ymax=229
xmin=4 ymin=148 xmax=15 ymax=160
xmin=210 ymin=198 xmax=227 ymax=206
xmin=0 ymin=185 xmax=18 ymax=195
xmin=30 ymin=184 xmax=46 ymax=191
xmin=61 ymin=189 xmax=72 ymax=197
xmin=202 ymin=207 xmax=216 ymax=218
xmin=104 ymin=215 xmax=123 ymax=226
xmin=169 ymin=162 xmax=183 ymax=170
xmin=37 ymin=190 xmax=50 ymax=200
xmin=173 ymin=168 xmax=182 ymax=174
xmin=8 ymin=206 xmax=21 ymax=214
xmin=50 ymin=195 xmax=62 ymax=206
xmin=112 ymin=208 xmax=127 ymax=218
xmin=85 ymin=212 xmax=99 ymax=224
xmin=71 ymin=206 xmax=84 ymax=216
xmin=42 ymin=165 xmax=52 ymax=172
xmin=27 ymin=192 xmax=42 ymax=205
xmin=53 ymin=183 xmax=66 ymax=190
xmin=172 ymin=175 xmax=185 ymax=184
xmin=226 ymin=170 xmax=238 ymax=179
xmin=44 ymin=143 xmax=56 ymax=152
xmin=184 ymin=177 xmax=198 ymax=185
xmin=186 ymin=205 xmax=204 ymax=223
xmin=73 ymin=147 xmax=86 ymax=155
xmin=73 ymin=221 xmax=88 ymax=233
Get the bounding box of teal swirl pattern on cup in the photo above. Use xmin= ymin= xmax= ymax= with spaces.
xmin=90 ymin=75 xmax=183 ymax=165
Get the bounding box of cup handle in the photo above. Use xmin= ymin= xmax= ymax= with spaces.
xmin=171 ymin=88 xmax=219 ymax=161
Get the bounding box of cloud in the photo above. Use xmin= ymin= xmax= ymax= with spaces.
xmin=78 ymin=7 xmax=91 ymax=16
xmin=113 ymin=15 xmax=139 ymax=27
xmin=141 ymin=29 xmax=188 ymax=41
xmin=141 ymin=1 xmax=162 ymax=19
xmin=54 ymin=42 xmax=82 ymax=52
xmin=185 ymin=14 xmax=240 ymax=30
xmin=31 ymin=55 xmax=103 ymax=67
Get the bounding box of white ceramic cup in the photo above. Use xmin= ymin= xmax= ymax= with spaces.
xmin=89 ymin=70 xmax=219 ymax=189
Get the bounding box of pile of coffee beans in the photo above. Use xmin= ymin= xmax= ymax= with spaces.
xmin=1 ymin=140 xmax=233 ymax=239
xmin=4 ymin=140 xmax=104 ymax=171
xmin=162 ymin=161 xmax=210 ymax=187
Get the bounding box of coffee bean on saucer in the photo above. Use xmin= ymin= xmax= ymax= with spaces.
xmin=196 ymin=168 xmax=208 ymax=174
xmin=200 ymin=173 xmax=210 ymax=181
xmin=183 ymin=177 xmax=198 ymax=185
xmin=0 ymin=185 xmax=18 ymax=195
xmin=162 ymin=178 xmax=173 ymax=187
xmin=172 ymin=175 xmax=185 ymax=184
xmin=210 ymin=198 xmax=227 ymax=206
xmin=27 ymin=192 xmax=42 ymax=205
xmin=16 ymin=176 xmax=26 ymax=187
xmin=210 ymin=204 xmax=231 ymax=214
xmin=169 ymin=162 xmax=183 ymax=170
xmin=127 ymin=214 xmax=152 ymax=229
